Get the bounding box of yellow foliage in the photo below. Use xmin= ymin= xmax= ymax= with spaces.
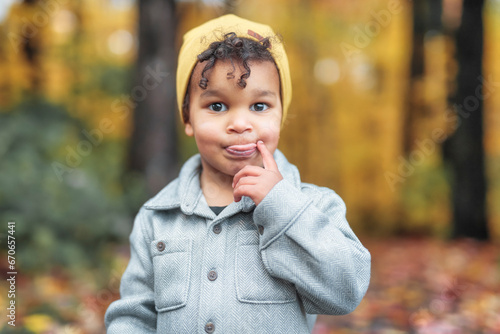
xmin=1 ymin=0 xmax=499 ymax=238
xmin=24 ymin=314 xmax=55 ymax=333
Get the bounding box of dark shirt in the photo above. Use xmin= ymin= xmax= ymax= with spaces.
xmin=210 ymin=206 xmax=226 ymax=215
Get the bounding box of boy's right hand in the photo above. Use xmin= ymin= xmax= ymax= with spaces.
xmin=232 ymin=141 xmax=283 ymax=206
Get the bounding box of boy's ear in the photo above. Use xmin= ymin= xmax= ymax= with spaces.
xmin=184 ymin=122 xmax=194 ymax=137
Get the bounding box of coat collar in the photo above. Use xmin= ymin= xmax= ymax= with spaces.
xmin=143 ymin=149 xmax=301 ymax=218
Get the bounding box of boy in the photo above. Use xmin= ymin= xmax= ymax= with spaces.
xmin=105 ymin=14 xmax=371 ymax=333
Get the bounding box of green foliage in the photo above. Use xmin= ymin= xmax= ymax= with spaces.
xmin=86 ymin=65 xmax=134 ymax=96
xmin=400 ymin=155 xmax=451 ymax=237
xmin=0 ymin=326 xmax=34 ymax=334
xmin=0 ymin=98 xmax=148 ymax=274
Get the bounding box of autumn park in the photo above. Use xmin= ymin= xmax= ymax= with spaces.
xmin=0 ymin=0 xmax=500 ymax=333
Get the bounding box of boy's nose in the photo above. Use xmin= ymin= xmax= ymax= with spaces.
xmin=227 ymin=110 xmax=253 ymax=133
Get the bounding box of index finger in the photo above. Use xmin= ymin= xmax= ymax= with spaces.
xmin=257 ymin=140 xmax=278 ymax=171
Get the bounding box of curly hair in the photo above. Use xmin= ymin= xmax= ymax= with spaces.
xmin=182 ymin=32 xmax=277 ymax=123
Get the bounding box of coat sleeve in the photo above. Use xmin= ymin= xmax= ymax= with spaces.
xmin=105 ymin=207 xmax=157 ymax=333
xmin=253 ymin=180 xmax=371 ymax=315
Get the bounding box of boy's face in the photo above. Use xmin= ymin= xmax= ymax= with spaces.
xmin=185 ymin=59 xmax=282 ymax=180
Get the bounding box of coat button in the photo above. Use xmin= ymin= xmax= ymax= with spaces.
xmin=207 ymin=270 xmax=218 ymax=281
xmin=258 ymin=225 xmax=264 ymax=235
xmin=157 ymin=241 xmax=165 ymax=252
xmin=213 ymin=224 xmax=222 ymax=234
xmin=205 ymin=322 xmax=215 ymax=333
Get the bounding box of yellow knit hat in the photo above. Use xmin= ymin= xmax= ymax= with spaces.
xmin=176 ymin=14 xmax=292 ymax=127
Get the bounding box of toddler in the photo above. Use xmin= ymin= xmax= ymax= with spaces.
xmin=105 ymin=14 xmax=371 ymax=334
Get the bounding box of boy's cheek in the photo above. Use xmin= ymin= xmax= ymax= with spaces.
xmin=258 ymin=113 xmax=281 ymax=137
xmin=258 ymin=123 xmax=281 ymax=153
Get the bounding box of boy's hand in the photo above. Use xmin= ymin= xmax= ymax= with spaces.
xmin=232 ymin=141 xmax=283 ymax=206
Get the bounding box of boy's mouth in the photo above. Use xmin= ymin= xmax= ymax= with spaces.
xmin=225 ymin=143 xmax=257 ymax=157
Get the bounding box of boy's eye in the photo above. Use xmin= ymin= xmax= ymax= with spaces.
xmin=208 ymin=103 xmax=227 ymax=112
xmin=250 ymin=103 xmax=269 ymax=112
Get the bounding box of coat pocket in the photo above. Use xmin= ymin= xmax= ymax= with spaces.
xmin=235 ymin=230 xmax=297 ymax=304
xmin=151 ymin=238 xmax=192 ymax=312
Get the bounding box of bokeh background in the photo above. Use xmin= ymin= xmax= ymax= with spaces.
xmin=0 ymin=0 xmax=500 ymax=333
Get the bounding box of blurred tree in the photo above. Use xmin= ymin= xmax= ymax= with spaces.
xmin=222 ymin=0 xmax=239 ymax=14
xmin=0 ymin=99 xmax=139 ymax=272
xmin=427 ymin=0 xmax=443 ymax=31
xmin=128 ymin=0 xmax=179 ymax=195
xmin=22 ymin=0 xmax=41 ymax=93
xmin=444 ymin=0 xmax=489 ymax=240
xmin=403 ymin=0 xmax=426 ymax=155
xmin=403 ymin=0 xmax=443 ymax=154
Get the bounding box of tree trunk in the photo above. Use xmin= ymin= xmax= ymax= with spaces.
xmin=402 ymin=0 xmax=426 ymax=154
xmin=445 ymin=0 xmax=489 ymax=240
xmin=128 ymin=0 xmax=179 ymax=196
xmin=22 ymin=0 xmax=41 ymax=93
xmin=403 ymin=0 xmax=443 ymax=155
xmin=223 ymin=0 xmax=239 ymax=14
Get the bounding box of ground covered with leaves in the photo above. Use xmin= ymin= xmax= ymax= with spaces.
xmin=316 ymin=237 xmax=500 ymax=334
xmin=1 ymin=237 xmax=499 ymax=333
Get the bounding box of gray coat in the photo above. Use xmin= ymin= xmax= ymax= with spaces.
xmin=105 ymin=150 xmax=371 ymax=333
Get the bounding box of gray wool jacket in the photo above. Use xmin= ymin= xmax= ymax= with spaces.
xmin=105 ymin=150 xmax=371 ymax=333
